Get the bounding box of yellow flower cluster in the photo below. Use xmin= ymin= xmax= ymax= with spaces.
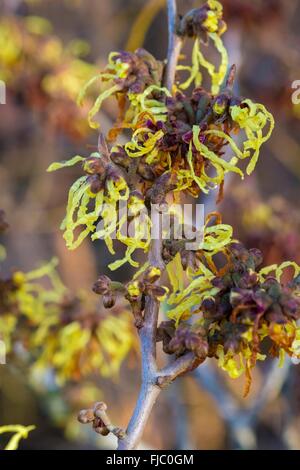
xmin=47 ymin=153 xmax=153 ymax=270
xmin=166 ymin=239 xmax=300 ymax=394
xmin=0 ymin=256 xmax=136 ymax=384
xmin=0 ymin=16 xmax=96 ymax=97
xmin=0 ymin=15 xmax=97 ymax=139
xmin=166 ymin=216 xmax=233 ymax=324
xmin=177 ymin=0 xmax=228 ymax=95
xmin=31 ymin=310 xmax=136 ymax=385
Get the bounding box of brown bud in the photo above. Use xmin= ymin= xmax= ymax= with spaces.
xmin=137 ymin=162 xmax=156 ymax=181
xmin=132 ymin=303 xmax=144 ymax=329
xmin=88 ymin=175 xmax=103 ymax=194
xmin=93 ymin=275 xmax=111 ymax=295
xmin=84 ymin=155 xmax=106 ymax=175
xmin=147 ymin=172 xmax=176 ymax=204
xmin=112 ymin=427 xmax=126 ymax=440
xmin=103 ymin=292 xmax=116 ymax=309
xmin=144 ymin=266 xmax=161 ymax=284
xmin=110 ymin=145 xmax=131 ymax=169
xmin=126 ymin=280 xmax=144 ymax=301
xmin=93 ymin=416 xmax=109 ymax=436
xmin=77 ymin=409 xmax=94 ymax=424
xmin=93 ymin=401 xmax=107 ymax=413
xmin=94 ymin=426 xmax=110 ymax=436
xmin=145 ymin=284 xmax=168 ymax=301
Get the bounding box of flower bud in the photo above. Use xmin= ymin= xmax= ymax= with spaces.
xmin=88 ymin=175 xmax=103 ymax=194
xmin=93 ymin=275 xmax=111 ymax=295
xmin=237 ymin=270 xmax=259 ymax=289
xmin=103 ymin=292 xmax=116 ymax=309
xmin=12 ymin=271 xmax=26 ymax=287
xmin=128 ymin=191 xmax=145 ymax=217
xmin=137 ymin=163 xmax=156 ymax=181
xmin=77 ymin=409 xmax=94 ymax=424
xmin=94 ymin=425 xmax=110 ymax=436
xmin=84 ymin=154 xmax=106 ymax=175
xmin=144 ymin=266 xmax=161 ymax=283
xmin=212 ymin=94 xmax=229 ymax=115
xmin=127 ymin=281 xmax=143 ymax=300
xmin=93 ymin=416 xmax=109 ymax=436
xmin=146 ymin=285 xmax=169 ymax=301
xmin=110 ymin=145 xmax=131 ymax=169
xmin=93 ymin=401 xmax=107 ymax=413
xmin=249 ymin=248 xmax=263 ymax=268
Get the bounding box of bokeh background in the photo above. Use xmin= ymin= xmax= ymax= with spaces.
xmin=0 ymin=0 xmax=300 ymax=450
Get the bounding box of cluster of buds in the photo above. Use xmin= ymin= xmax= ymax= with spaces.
xmin=52 ymin=0 xmax=273 ymax=265
xmin=82 ymin=81 xmax=241 ymax=200
xmin=0 ymin=242 xmax=135 ymax=384
xmin=157 ymin=321 xmax=209 ymax=362
xmin=93 ymin=267 xmax=168 ymax=328
xmin=0 ymin=15 xmax=98 ymax=140
xmin=110 ymin=146 xmax=156 ymax=182
xmin=163 ymin=239 xmax=300 ymax=393
xmin=202 ymin=244 xmax=300 ymax=380
xmin=107 ymin=66 xmax=272 ymax=200
xmin=83 ymin=135 xmax=128 ymax=197
xmin=78 ymin=402 xmax=125 ymax=439
xmin=93 ymin=275 xmax=125 ymax=309
xmin=127 ymin=267 xmax=167 ymax=301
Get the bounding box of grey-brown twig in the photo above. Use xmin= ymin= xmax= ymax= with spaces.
xmin=165 ymin=0 xmax=183 ymax=91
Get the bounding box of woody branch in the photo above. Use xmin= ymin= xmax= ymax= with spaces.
xmin=117 ymin=0 xmax=195 ymax=451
